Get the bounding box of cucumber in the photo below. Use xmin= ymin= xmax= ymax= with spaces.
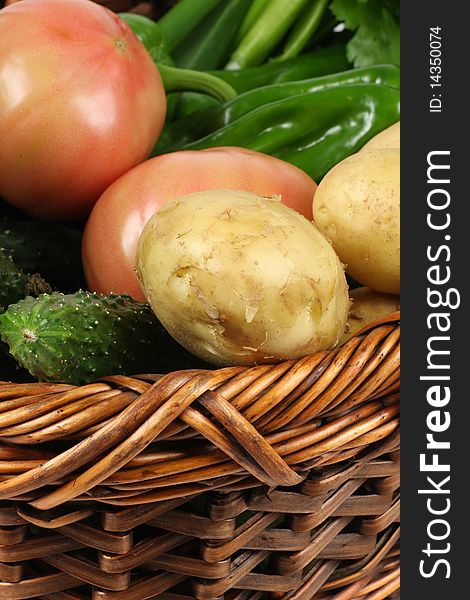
xmin=0 ymin=250 xmax=50 ymax=381
xmin=0 ymin=249 xmax=51 ymax=313
xmin=0 ymin=291 xmax=207 ymax=385
xmin=0 ymin=219 xmax=85 ymax=292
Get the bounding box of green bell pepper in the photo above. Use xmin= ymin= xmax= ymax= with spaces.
xmin=175 ymin=45 xmax=350 ymax=118
xmin=156 ymin=64 xmax=399 ymax=150
xmin=153 ymin=66 xmax=400 ymax=182
xmin=214 ymin=45 xmax=350 ymax=94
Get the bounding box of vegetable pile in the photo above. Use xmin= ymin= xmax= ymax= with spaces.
xmin=0 ymin=0 xmax=400 ymax=385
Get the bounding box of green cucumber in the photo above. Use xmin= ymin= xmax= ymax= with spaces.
xmin=0 ymin=249 xmax=51 ymax=313
xmin=0 ymin=291 xmax=207 ymax=385
xmin=0 ymin=250 xmax=51 ymax=382
xmin=0 ymin=219 xmax=85 ymax=292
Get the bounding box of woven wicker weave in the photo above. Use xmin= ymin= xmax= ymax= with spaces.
xmin=0 ymin=313 xmax=400 ymax=598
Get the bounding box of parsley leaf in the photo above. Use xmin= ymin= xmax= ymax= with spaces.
xmin=331 ymin=0 xmax=400 ymax=67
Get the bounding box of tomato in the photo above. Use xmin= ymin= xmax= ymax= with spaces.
xmin=83 ymin=147 xmax=317 ymax=301
xmin=0 ymin=0 xmax=165 ymax=220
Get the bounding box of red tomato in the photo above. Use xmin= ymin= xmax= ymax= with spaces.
xmin=0 ymin=0 xmax=165 ymax=220
xmin=83 ymin=147 xmax=317 ymax=301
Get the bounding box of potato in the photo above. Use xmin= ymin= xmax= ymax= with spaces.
xmin=340 ymin=287 xmax=400 ymax=344
xmin=137 ymin=190 xmax=349 ymax=366
xmin=313 ymin=148 xmax=400 ymax=294
xmin=361 ymin=121 xmax=400 ymax=152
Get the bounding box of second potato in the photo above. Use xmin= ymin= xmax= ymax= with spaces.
xmin=313 ymin=148 xmax=400 ymax=294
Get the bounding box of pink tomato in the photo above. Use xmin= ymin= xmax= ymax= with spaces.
xmin=0 ymin=0 xmax=165 ymax=220
xmin=82 ymin=146 xmax=317 ymax=301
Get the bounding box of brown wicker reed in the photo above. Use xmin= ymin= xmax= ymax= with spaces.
xmin=0 ymin=313 xmax=400 ymax=599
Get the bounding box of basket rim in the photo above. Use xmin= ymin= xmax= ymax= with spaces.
xmin=0 ymin=312 xmax=400 ymax=510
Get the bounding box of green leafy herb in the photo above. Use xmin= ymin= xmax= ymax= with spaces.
xmin=331 ymin=0 xmax=400 ymax=67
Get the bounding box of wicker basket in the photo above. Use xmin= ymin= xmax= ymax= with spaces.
xmin=0 ymin=313 xmax=400 ymax=599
